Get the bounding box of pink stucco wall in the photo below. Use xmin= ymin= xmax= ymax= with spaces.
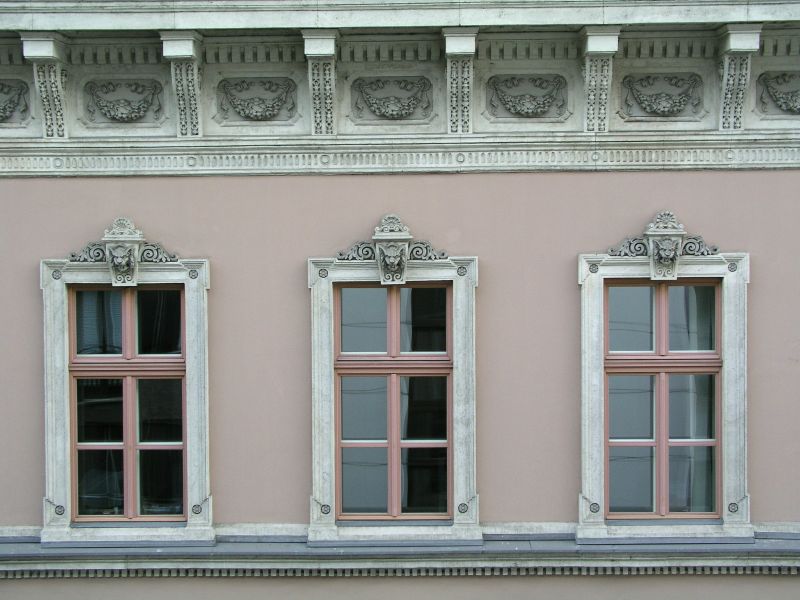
xmin=1 ymin=170 xmax=798 ymax=526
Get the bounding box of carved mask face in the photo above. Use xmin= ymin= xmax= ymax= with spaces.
xmin=109 ymin=245 xmax=135 ymax=274
xmin=380 ymin=244 xmax=405 ymax=273
xmin=654 ymin=239 xmax=678 ymax=265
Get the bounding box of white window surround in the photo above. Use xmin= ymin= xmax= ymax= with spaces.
xmin=307 ymin=215 xmax=480 ymax=545
xmin=577 ymin=211 xmax=752 ymax=541
xmin=40 ymin=218 xmax=213 ymax=546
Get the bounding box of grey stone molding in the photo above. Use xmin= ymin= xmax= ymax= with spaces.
xmin=352 ymin=77 xmax=433 ymax=121
xmin=68 ymin=217 xmax=178 ymax=286
xmin=0 ymin=79 xmax=29 ymax=123
xmin=33 ymin=62 xmax=67 ymax=138
xmin=3 ymin=134 xmax=800 ymax=175
xmin=84 ymin=79 xmax=163 ymax=123
xmin=757 ymin=72 xmax=800 ymax=115
xmin=487 ymin=75 xmax=567 ymax=119
xmin=217 ymin=78 xmax=297 ymax=122
xmin=608 ymin=210 xmax=717 ymax=280
xmin=620 ymin=74 xmax=703 ymax=119
xmin=337 ymin=214 xmax=447 ymax=284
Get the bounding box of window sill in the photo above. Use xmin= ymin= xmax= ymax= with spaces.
xmin=40 ymin=523 xmax=215 ymax=548
xmin=576 ymin=521 xmax=755 ymax=545
xmin=307 ymin=522 xmax=482 ymax=547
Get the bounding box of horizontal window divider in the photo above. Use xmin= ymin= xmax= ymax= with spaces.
xmin=75 ymin=443 xmax=125 ymax=449
xmin=69 ymin=364 xmax=186 ymax=374
xmin=135 ymin=443 xmax=185 ymax=448
xmin=399 ymin=440 xmax=448 ymax=446
xmin=334 ymin=364 xmax=453 ymax=374
xmin=340 ymin=441 xmax=389 ymax=446
xmin=667 ymin=439 xmax=717 ymax=445
xmin=608 ymin=440 xmax=656 ymax=445
xmin=604 ymin=361 xmax=721 ymax=372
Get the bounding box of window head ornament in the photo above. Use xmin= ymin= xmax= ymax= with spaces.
xmin=607 ymin=211 xmax=717 ymax=280
xmin=337 ymin=214 xmax=447 ymax=285
xmin=68 ymin=217 xmax=178 ymax=286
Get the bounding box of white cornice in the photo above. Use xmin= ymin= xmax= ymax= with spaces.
xmin=0 ymin=2 xmax=798 ymax=31
xmin=1 ymin=133 xmax=799 ymax=176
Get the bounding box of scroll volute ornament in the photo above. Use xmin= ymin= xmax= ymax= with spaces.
xmin=373 ymin=214 xmax=413 ymax=284
xmin=102 ymin=218 xmax=145 ymax=286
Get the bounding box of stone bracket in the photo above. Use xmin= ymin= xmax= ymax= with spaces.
xmin=161 ymin=31 xmax=203 ymax=137
xmin=582 ymin=27 xmax=619 ymax=133
xmin=444 ymin=28 xmax=478 ymax=134
xmin=303 ymin=30 xmax=338 ymax=135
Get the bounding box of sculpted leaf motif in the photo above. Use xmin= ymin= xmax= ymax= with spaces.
xmin=623 ymin=75 xmax=702 ymax=117
xmin=354 ymin=78 xmax=432 ymax=120
xmin=219 ymin=79 xmax=296 ymax=121
xmin=759 ymin=73 xmax=800 ymax=115
xmin=85 ymin=81 xmax=163 ymax=123
xmin=0 ymin=81 xmax=29 ymax=122
xmin=488 ymin=75 xmax=566 ymax=118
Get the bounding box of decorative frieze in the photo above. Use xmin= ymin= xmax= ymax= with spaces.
xmin=620 ymin=74 xmax=703 ymax=119
xmin=487 ymin=75 xmax=567 ymax=119
xmin=757 ymin=72 xmax=800 ymax=115
xmin=69 ymin=217 xmax=178 ymax=286
xmin=619 ymin=36 xmax=718 ymax=60
xmin=67 ymin=43 xmax=162 ymax=65
xmin=608 ymin=210 xmax=717 ymax=280
xmin=337 ymin=214 xmax=447 ymax=285
xmin=476 ymin=38 xmax=580 ymax=62
xmin=0 ymin=80 xmax=29 ymax=123
xmin=339 ymin=39 xmax=442 ymax=63
xmin=204 ymin=41 xmax=304 ymax=64
xmin=84 ymin=80 xmax=163 ymax=123
xmin=216 ymin=78 xmax=297 ymax=122
xmin=352 ymin=77 xmax=432 ymax=121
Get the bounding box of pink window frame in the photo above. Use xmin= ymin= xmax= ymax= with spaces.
xmin=604 ymin=279 xmax=722 ymax=519
xmin=334 ymin=283 xmax=453 ymax=520
xmin=69 ymin=285 xmax=187 ymax=522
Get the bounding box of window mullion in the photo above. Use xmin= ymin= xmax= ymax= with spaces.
xmin=657 ymin=372 xmax=669 ymax=516
xmin=123 ymin=375 xmax=136 ymax=519
xmin=389 ymin=373 xmax=400 ymax=517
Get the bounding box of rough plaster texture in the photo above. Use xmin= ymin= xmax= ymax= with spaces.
xmin=2 ymin=575 xmax=799 ymax=599
xmin=0 ymin=171 xmax=798 ymax=526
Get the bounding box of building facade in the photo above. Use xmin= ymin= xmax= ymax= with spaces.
xmin=1 ymin=1 xmax=800 ymax=597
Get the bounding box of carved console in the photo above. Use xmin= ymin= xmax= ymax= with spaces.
xmin=444 ymin=28 xmax=477 ymax=134
xmin=582 ymin=27 xmax=619 ymax=133
xmin=161 ymin=31 xmax=203 ymax=137
xmin=303 ymin=30 xmax=337 ymax=135
xmin=718 ymin=25 xmax=761 ymax=131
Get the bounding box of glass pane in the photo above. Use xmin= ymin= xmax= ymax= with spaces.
xmin=669 ymin=447 xmax=715 ymax=512
xmin=137 ymin=289 xmax=181 ymax=354
xmin=400 ymin=287 xmax=447 ymax=352
xmin=609 ymin=376 xmax=654 ymax=440
xmin=139 ymin=379 xmax=183 ymax=442
xmin=609 ymin=447 xmax=654 ymax=512
xmin=77 ymin=379 xmax=123 ymax=443
xmin=669 ymin=375 xmax=715 ymax=440
xmin=77 ymin=450 xmax=124 ymax=516
xmin=669 ymin=285 xmax=715 ymax=351
xmin=341 ymin=377 xmax=387 ymax=441
xmin=340 ymin=288 xmax=387 ymax=353
xmin=608 ymin=286 xmax=653 ymax=352
xmin=75 ymin=290 xmax=122 ymax=354
xmin=401 ymin=377 xmax=447 ymax=440
xmin=139 ymin=450 xmax=184 ymax=515
xmin=401 ymin=448 xmax=447 ymax=513
xmin=341 ymin=447 xmax=387 ymax=513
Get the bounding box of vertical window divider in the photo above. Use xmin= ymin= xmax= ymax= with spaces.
xmin=124 ymin=375 xmax=136 ymax=519
xmin=123 ymin=289 xmax=135 ymax=360
xmin=389 ymin=373 xmax=400 ymax=517
xmin=657 ymin=372 xmax=669 ymax=516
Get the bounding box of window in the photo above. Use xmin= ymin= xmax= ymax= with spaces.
xmin=606 ymin=281 xmax=720 ymax=518
xmin=308 ymin=215 xmax=479 ymax=544
xmin=41 ymin=218 xmax=212 ymax=545
xmin=578 ymin=211 xmax=751 ymax=540
xmin=336 ymin=284 xmax=451 ymax=519
xmin=71 ymin=286 xmax=185 ymax=520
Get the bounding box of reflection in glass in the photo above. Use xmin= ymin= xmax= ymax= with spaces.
xmin=609 ymin=376 xmax=654 ymax=440
xmin=77 ymin=450 xmax=124 ymax=515
xmin=401 ymin=377 xmax=447 ymax=440
xmin=138 ymin=290 xmax=182 ymax=354
xmin=76 ymin=290 xmax=122 ymax=354
xmin=401 ymin=448 xmax=447 ymax=513
xmin=341 ymin=288 xmax=387 ymax=353
xmin=608 ymin=286 xmax=653 ymax=352
xmin=341 ymin=377 xmax=387 ymax=441
xmin=341 ymin=447 xmax=387 ymax=513
xmin=139 ymin=379 xmax=183 ymax=442
xmin=609 ymin=447 xmax=654 ymax=512
xmin=669 ymin=447 xmax=715 ymax=512
xmin=669 ymin=375 xmax=714 ymax=440
xmin=669 ymin=286 xmax=715 ymax=351
xmin=139 ymin=450 xmax=183 ymax=515
xmin=400 ymin=288 xmax=447 ymax=352
xmin=77 ymin=379 xmax=123 ymax=442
